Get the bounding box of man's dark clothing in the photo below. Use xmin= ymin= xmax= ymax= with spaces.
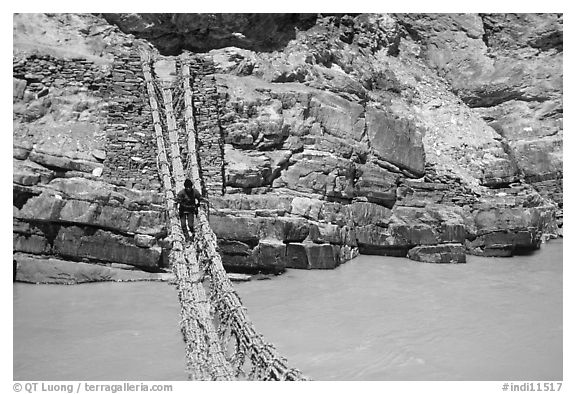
xmin=176 ymin=187 xmax=203 ymax=216
xmin=175 ymin=186 xmax=204 ymax=240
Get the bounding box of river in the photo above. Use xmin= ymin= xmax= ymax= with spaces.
xmin=13 ymin=239 xmax=562 ymax=381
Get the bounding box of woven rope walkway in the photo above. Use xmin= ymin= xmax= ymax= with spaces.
xmin=140 ymin=50 xmax=308 ymax=381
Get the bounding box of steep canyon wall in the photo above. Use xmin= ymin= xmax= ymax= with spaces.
xmin=13 ymin=13 xmax=562 ymax=283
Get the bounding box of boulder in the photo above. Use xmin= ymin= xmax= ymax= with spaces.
xmin=466 ymin=229 xmax=541 ymax=257
xmin=53 ymin=226 xmax=162 ymax=268
xmin=354 ymin=163 xmax=399 ymax=208
xmin=92 ymin=167 xmax=103 ymax=177
xmin=91 ymin=149 xmax=107 ymax=161
xmin=220 ymin=240 xmax=286 ymax=273
xmin=252 ymin=240 xmax=287 ymax=272
xmin=285 ymin=242 xmax=339 ymax=269
xmin=14 ymin=254 xmax=171 ymax=284
xmin=366 ymin=106 xmax=426 ymax=176
xmin=407 ymin=244 xmax=466 ymax=264
xmin=354 ymin=210 xmax=463 ymax=255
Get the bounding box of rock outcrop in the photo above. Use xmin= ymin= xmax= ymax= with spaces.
xmin=407 ymin=244 xmax=466 ymax=264
xmin=395 ymin=13 xmax=563 ymax=197
xmin=14 ymin=177 xmax=167 ymax=268
xmin=13 ymin=253 xmax=173 ymax=284
xmin=13 ymin=13 xmax=562 ymax=282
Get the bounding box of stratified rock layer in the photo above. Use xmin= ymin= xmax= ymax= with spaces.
xmin=13 ymin=13 xmax=561 ymax=280
xmin=408 ymin=244 xmax=466 ymax=264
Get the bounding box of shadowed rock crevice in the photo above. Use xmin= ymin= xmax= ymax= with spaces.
xmin=101 ymin=13 xmax=319 ymax=55
xmin=13 ymin=187 xmax=38 ymax=210
xmin=528 ymin=30 xmax=562 ymax=52
xmin=480 ymin=13 xmax=563 ymax=53
xmin=462 ymin=91 xmax=550 ymax=109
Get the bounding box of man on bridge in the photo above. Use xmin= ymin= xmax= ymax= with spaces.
xmin=176 ymin=179 xmax=206 ymax=241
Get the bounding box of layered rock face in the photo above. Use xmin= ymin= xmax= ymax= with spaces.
xmin=13 ymin=14 xmax=168 ymax=281
xmin=203 ymin=13 xmax=560 ymax=266
xmin=13 ymin=13 xmax=562 ymax=281
xmin=396 ymin=14 xmax=563 ymax=202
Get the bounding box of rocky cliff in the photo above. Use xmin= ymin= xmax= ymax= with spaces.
xmin=13 ymin=13 xmax=562 ymax=283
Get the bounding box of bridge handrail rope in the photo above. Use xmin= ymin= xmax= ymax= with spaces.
xmin=141 ymin=50 xmax=234 ymax=380
xmin=140 ymin=49 xmax=308 ymax=381
xmin=181 ymin=62 xmax=201 ymax=188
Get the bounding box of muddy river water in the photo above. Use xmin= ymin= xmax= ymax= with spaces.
xmin=13 ymin=239 xmax=562 ymax=381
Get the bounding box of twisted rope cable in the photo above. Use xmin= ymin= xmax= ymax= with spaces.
xmin=141 ymin=50 xmax=309 ymax=381
xmin=140 ymin=50 xmax=235 ymax=381
xmin=180 ymin=54 xmax=308 ymax=381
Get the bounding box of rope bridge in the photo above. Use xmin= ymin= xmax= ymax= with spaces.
xmin=139 ymin=50 xmax=308 ymax=381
